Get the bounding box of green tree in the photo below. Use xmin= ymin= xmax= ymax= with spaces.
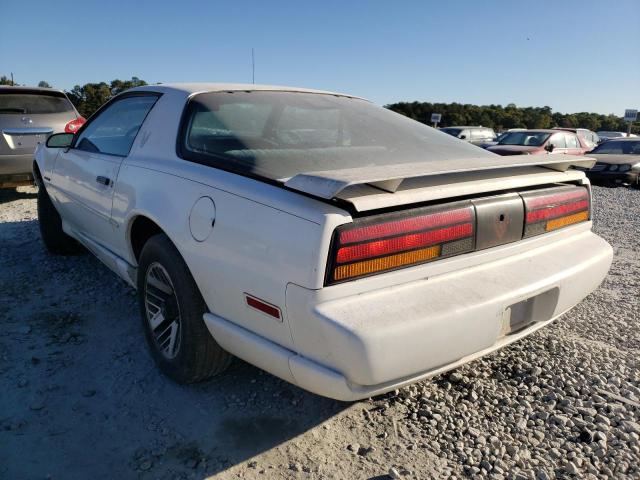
xmin=0 ymin=75 xmax=13 ymax=85
xmin=37 ymin=80 xmax=52 ymax=88
xmin=385 ymin=100 xmax=638 ymax=134
xmin=65 ymin=77 xmax=147 ymax=118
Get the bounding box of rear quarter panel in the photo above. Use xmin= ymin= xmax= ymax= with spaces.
xmin=112 ymin=156 xmax=350 ymax=350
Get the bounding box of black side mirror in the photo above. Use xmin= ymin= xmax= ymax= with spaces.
xmin=545 ymin=143 xmax=555 ymax=152
xmin=459 ymin=135 xmax=467 ymax=140
xmin=46 ymin=133 xmax=74 ymax=148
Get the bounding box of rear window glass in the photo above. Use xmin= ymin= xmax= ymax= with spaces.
xmin=0 ymin=91 xmax=74 ymax=114
xmin=440 ymin=128 xmax=462 ymax=137
xmin=181 ymin=91 xmax=492 ymax=181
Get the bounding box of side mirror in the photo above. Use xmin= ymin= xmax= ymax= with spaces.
xmin=459 ymin=135 xmax=467 ymax=140
xmin=46 ymin=133 xmax=74 ymax=148
xmin=545 ymin=143 xmax=555 ymax=152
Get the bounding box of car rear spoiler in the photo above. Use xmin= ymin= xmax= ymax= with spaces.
xmin=283 ymin=154 xmax=596 ymax=199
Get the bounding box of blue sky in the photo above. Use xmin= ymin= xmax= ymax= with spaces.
xmin=1 ymin=0 xmax=638 ymax=114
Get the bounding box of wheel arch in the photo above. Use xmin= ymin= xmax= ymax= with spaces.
xmin=128 ymin=215 xmax=166 ymax=264
xmin=32 ymin=160 xmax=44 ymax=188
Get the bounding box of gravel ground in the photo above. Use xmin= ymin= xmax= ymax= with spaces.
xmin=0 ymin=185 xmax=638 ymax=480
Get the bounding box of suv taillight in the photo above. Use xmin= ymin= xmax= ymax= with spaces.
xmin=521 ymin=186 xmax=590 ymax=238
xmin=326 ymin=202 xmax=476 ymax=284
xmin=65 ymin=116 xmax=86 ymax=133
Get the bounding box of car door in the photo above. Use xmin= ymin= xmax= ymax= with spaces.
xmin=565 ymin=133 xmax=584 ymax=155
xmin=50 ymin=93 xmax=159 ymax=249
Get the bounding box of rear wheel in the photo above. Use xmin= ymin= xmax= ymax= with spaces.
xmin=37 ymin=186 xmax=82 ymax=254
xmin=137 ymin=234 xmax=232 ymax=383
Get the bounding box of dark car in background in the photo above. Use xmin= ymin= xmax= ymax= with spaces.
xmin=0 ymin=86 xmax=84 ymax=188
xmin=486 ymin=129 xmax=589 ymax=156
xmin=586 ymin=138 xmax=640 ymax=187
xmin=439 ymin=126 xmax=497 ymax=146
xmin=552 ymin=127 xmax=599 ymax=151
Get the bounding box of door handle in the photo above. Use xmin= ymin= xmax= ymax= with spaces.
xmin=96 ymin=176 xmax=112 ymax=186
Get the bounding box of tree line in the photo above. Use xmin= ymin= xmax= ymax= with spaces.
xmin=385 ymin=101 xmax=638 ymax=134
xmin=0 ymin=75 xmax=147 ymax=118
xmin=2 ymin=74 xmax=636 ymax=133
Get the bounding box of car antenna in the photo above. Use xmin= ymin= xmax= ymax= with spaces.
xmin=251 ymin=48 xmax=255 ymax=84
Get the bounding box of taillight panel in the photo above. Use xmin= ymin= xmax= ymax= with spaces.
xmin=327 ymin=202 xmax=476 ymax=284
xmin=521 ymin=186 xmax=590 ymax=238
xmin=325 ymin=184 xmax=592 ymax=286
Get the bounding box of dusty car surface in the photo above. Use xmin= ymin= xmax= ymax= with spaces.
xmin=586 ymin=138 xmax=640 ymax=187
xmin=487 ymin=129 xmax=589 ymax=156
xmin=33 ymin=83 xmax=612 ymax=400
xmin=0 ymin=86 xmax=84 ymax=188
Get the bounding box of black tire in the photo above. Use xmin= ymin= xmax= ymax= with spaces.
xmin=137 ymin=233 xmax=232 ymax=383
xmin=37 ymin=185 xmax=82 ymax=254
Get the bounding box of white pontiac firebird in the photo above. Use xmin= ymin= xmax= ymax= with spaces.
xmin=34 ymin=83 xmax=612 ymax=401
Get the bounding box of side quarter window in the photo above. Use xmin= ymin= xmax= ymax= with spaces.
xmin=75 ymin=94 xmax=159 ymax=157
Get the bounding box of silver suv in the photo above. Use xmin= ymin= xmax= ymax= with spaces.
xmin=439 ymin=126 xmax=497 ymax=146
xmin=0 ymin=86 xmax=84 ymax=188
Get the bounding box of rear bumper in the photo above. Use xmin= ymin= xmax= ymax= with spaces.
xmin=204 ymin=225 xmax=612 ymax=400
xmin=0 ymin=153 xmax=33 ymax=176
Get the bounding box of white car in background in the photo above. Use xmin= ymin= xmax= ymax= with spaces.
xmin=34 ymin=84 xmax=612 ymax=400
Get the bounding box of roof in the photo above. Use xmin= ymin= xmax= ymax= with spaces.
xmin=440 ymin=126 xmax=487 ymax=129
xmin=129 ymin=82 xmax=366 ymax=100
xmin=595 ymin=136 xmax=639 ymax=141
xmin=508 ymin=129 xmax=563 ymax=134
xmin=0 ymin=85 xmax=66 ymax=94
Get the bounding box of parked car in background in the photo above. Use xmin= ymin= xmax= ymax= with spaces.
xmin=34 ymin=83 xmax=611 ymax=400
xmin=553 ymin=127 xmax=599 ymax=151
xmin=439 ymin=126 xmax=497 ymax=146
xmin=596 ymin=131 xmax=629 ymax=142
xmin=487 ymin=129 xmax=589 ymax=156
xmin=0 ymin=86 xmax=84 ymax=188
xmin=585 ymin=138 xmax=640 ymax=187
xmin=479 ymin=129 xmax=526 ymax=149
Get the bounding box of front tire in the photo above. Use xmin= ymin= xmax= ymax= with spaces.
xmin=37 ymin=185 xmax=82 ymax=254
xmin=137 ymin=234 xmax=232 ymax=383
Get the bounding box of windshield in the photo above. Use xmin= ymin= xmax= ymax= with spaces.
xmin=591 ymin=140 xmax=640 ymax=155
xmin=498 ymin=131 xmax=550 ymax=147
xmin=0 ymin=91 xmax=74 ymax=114
xmin=180 ymin=91 xmax=494 ymax=181
xmin=440 ymin=128 xmax=462 ymax=137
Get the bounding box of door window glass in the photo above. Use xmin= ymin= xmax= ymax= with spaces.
xmin=565 ymin=134 xmax=579 ymax=148
xmin=75 ymin=95 xmax=158 ymax=156
xmin=549 ymin=134 xmax=566 ymax=149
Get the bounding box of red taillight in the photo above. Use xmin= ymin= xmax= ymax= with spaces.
xmin=64 ymin=116 xmax=86 ymax=134
xmin=522 ymin=186 xmax=590 ymax=238
xmin=326 ymin=185 xmax=591 ymax=285
xmin=327 ymin=203 xmax=476 ymax=284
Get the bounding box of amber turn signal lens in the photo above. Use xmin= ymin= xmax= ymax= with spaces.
xmin=546 ymin=210 xmax=589 ymax=232
xmin=334 ymin=245 xmax=441 ymax=281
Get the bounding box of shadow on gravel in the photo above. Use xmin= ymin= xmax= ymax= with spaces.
xmin=0 ymin=186 xmax=37 ymax=204
xmin=0 ymin=216 xmax=348 ymax=479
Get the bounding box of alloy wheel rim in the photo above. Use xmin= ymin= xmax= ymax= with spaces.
xmin=144 ymin=262 xmax=181 ymax=359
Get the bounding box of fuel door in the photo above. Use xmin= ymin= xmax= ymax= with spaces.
xmin=472 ymin=193 xmax=524 ymax=250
